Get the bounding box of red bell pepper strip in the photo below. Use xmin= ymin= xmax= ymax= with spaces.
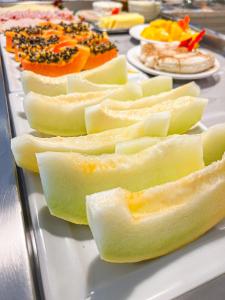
xmin=179 ymin=37 xmax=192 ymax=48
xmin=187 ymin=29 xmax=206 ymax=51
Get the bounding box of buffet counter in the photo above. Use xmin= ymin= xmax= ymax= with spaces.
xmin=0 ymin=1 xmax=225 ymax=300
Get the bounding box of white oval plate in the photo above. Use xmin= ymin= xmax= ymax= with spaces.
xmin=129 ymin=24 xmax=180 ymax=46
xmin=127 ymin=45 xmax=220 ymax=80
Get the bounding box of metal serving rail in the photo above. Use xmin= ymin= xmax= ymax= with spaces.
xmin=0 ymin=57 xmax=40 ymax=299
xmin=0 ymin=2 xmax=225 ymax=300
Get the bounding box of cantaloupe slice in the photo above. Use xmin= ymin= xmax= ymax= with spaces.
xmin=37 ymin=135 xmax=204 ymax=224
xmin=11 ymin=113 xmax=170 ymax=172
xmin=98 ymin=82 xmax=200 ymax=110
xmin=87 ymin=155 xmax=225 ymax=263
xmin=22 ymin=55 xmax=128 ymax=96
xmin=141 ymin=76 xmax=172 ymax=97
xmin=85 ymin=96 xmax=208 ymax=134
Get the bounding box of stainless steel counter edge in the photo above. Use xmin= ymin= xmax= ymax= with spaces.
xmin=0 ymin=54 xmax=42 ymax=299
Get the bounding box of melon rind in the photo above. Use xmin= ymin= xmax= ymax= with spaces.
xmin=37 ymin=135 xmax=204 ymax=224
xmin=11 ymin=112 xmax=170 ymax=172
xmin=87 ymin=156 xmax=225 ymax=263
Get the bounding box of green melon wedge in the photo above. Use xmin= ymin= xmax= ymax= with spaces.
xmin=23 ymin=82 xmax=145 ymax=136
xmin=116 ymin=136 xmax=164 ymax=154
xmin=141 ymin=76 xmax=172 ymax=97
xmin=115 ymin=123 xmax=225 ymax=165
xmin=24 ymin=90 xmax=110 ymax=136
xmin=80 ymin=55 xmax=127 ymax=84
xmin=22 ymin=71 xmax=68 ymax=96
xmin=202 ymin=123 xmax=225 ymax=165
xmin=85 ymin=96 xmax=208 ymax=134
xmin=11 ymin=112 xmax=170 ymax=172
xmin=67 ymin=76 xmax=121 ymax=94
xmin=68 ymin=75 xmax=173 ymax=97
xmin=86 ymin=154 xmax=225 ymax=263
xmin=37 ymin=135 xmax=204 ymax=224
xmin=22 ymin=56 xmax=128 ymax=96
xmin=99 ymin=82 xmax=200 ymax=110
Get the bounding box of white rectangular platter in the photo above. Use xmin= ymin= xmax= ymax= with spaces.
xmin=9 ymin=90 xmax=225 ymax=300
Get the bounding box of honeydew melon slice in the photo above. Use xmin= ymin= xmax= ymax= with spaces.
xmin=116 ymin=136 xmax=164 ymax=154
xmin=11 ymin=112 xmax=170 ymax=172
xmin=100 ymin=82 xmax=200 ymax=110
xmin=68 ymin=75 xmax=172 ymax=97
xmin=22 ymin=71 xmax=68 ymax=96
xmin=141 ymin=76 xmax=173 ymax=97
xmin=22 ymin=56 xmax=128 ymax=96
xmin=87 ymin=155 xmax=225 ymax=263
xmin=80 ymin=55 xmax=127 ymax=84
xmin=202 ymin=123 xmax=225 ymax=165
xmin=116 ymin=123 xmax=225 ymax=165
xmin=85 ymin=96 xmax=208 ymax=134
xmin=24 ymin=90 xmax=111 ymax=136
xmin=37 ymin=135 xmax=204 ymax=224
xmin=23 ymin=82 xmax=145 ymax=136
xmin=67 ymin=76 xmax=120 ymax=94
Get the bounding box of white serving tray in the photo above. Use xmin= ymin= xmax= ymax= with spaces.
xmin=9 ymin=90 xmax=225 ymax=300
xmin=0 ymin=34 xmax=147 ymax=93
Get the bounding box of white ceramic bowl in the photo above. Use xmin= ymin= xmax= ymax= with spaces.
xmin=93 ymin=1 xmax=122 ymax=15
xmin=128 ymin=0 xmax=160 ymax=22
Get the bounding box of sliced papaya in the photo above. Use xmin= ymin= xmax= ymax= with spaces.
xmin=83 ymin=48 xmax=118 ymax=70
xmin=21 ymin=46 xmax=90 ymax=77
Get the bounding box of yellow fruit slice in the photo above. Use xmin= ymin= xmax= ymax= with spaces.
xmin=37 ymin=135 xmax=204 ymax=224
xmin=22 ymin=70 xmax=68 ymax=96
xmin=80 ymin=55 xmax=128 ymax=84
xmin=202 ymin=123 xmax=225 ymax=165
xmin=116 ymin=124 xmax=225 ymax=163
xmin=24 ymin=90 xmax=110 ymax=136
xmin=11 ymin=113 xmax=170 ymax=172
xmin=85 ymin=96 xmax=207 ymax=134
xmin=67 ymin=76 xmax=120 ymax=94
xmin=68 ymin=75 xmax=172 ymax=96
xmin=141 ymin=76 xmax=172 ymax=97
xmin=22 ymin=56 xmax=128 ymax=96
xmin=98 ymin=82 xmax=200 ymax=110
xmin=23 ymin=82 xmax=145 ymax=136
xmin=116 ymin=136 xmax=163 ymax=154
xmin=87 ymin=155 xmax=225 ymax=263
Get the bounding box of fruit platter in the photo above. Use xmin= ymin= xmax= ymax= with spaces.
xmin=128 ymin=16 xmax=220 ymax=79
xmin=1 ymin=2 xmax=225 ymax=300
